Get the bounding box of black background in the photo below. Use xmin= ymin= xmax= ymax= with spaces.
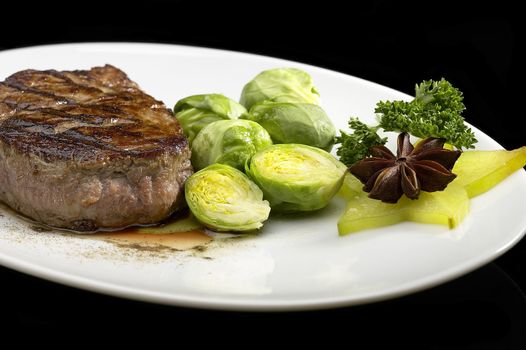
xmin=1 ymin=0 xmax=524 ymax=347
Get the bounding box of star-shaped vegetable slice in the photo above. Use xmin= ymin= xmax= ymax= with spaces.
xmin=338 ymin=147 xmax=526 ymax=235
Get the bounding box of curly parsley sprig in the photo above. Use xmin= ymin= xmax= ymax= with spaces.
xmin=336 ymin=118 xmax=387 ymax=166
xmin=337 ymin=78 xmax=477 ymax=166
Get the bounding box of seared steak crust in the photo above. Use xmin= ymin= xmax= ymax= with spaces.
xmin=0 ymin=65 xmax=192 ymax=231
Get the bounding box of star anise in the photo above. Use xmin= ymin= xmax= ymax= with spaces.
xmin=349 ymin=132 xmax=462 ymax=203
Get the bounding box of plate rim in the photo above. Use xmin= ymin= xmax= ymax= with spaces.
xmin=1 ymin=42 xmax=525 ymax=311
xmin=0 ymin=41 xmax=414 ymax=103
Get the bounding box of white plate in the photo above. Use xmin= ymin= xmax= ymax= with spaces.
xmin=1 ymin=43 xmax=525 ymax=311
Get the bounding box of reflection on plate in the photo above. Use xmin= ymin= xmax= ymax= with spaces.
xmin=1 ymin=43 xmax=526 ymax=311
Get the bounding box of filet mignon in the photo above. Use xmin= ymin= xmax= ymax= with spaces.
xmin=0 ymin=65 xmax=192 ymax=231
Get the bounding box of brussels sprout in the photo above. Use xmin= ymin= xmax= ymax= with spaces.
xmin=245 ymin=101 xmax=336 ymax=151
xmin=240 ymin=68 xmax=320 ymax=110
xmin=185 ymin=164 xmax=271 ymax=231
xmin=246 ymin=144 xmax=347 ymax=212
xmin=192 ymin=119 xmax=273 ymax=171
xmin=174 ymin=94 xmax=248 ymax=144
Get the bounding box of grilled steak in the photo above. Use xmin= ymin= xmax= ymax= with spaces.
xmin=0 ymin=65 xmax=192 ymax=231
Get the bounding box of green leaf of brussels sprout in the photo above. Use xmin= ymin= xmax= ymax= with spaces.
xmin=240 ymin=68 xmax=320 ymax=110
xmin=245 ymin=101 xmax=336 ymax=152
xmin=191 ymin=119 xmax=273 ymax=171
xmin=173 ymin=94 xmax=248 ymax=145
xmin=185 ymin=164 xmax=271 ymax=232
xmin=246 ymin=144 xmax=347 ymax=213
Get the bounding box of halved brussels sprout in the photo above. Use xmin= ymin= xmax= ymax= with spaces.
xmin=174 ymin=94 xmax=248 ymax=145
xmin=245 ymin=101 xmax=336 ymax=151
xmin=192 ymin=119 xmax=273 ymax=171
xmin=246 ymin=144 xmax=347 ymax=212
xmin=240 ymin=68 xmax=320 ymax=110
xmin=185 ymin=164 xmax=271 ymax=231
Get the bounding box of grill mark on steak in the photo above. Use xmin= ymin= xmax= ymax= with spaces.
xmin=2 ymin=82 xmax=74 ymax=105
xmin=0 ymin=65 xmax=193 ymax=230
xmin=0 ymin=82 xmax=71 ymax=111
xmin=1 ymin=110 xmax=187 ymax=161
xmin=5 ymin=69 xmax=106 ymax=100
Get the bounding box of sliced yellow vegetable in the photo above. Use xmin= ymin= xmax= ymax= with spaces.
xmin=337 ymin=174 xmax=469 ymax=235
xmin=136 ymin=213 xmax=203 ymax=234
xmin=453 ymin=147 xmax=526 ymax=198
